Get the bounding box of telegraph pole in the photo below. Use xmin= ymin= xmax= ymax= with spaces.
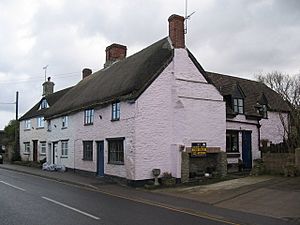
xmin=16 ymin=91 xmax=19 ymax=120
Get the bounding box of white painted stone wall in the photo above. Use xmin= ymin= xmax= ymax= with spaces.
xmin=70 ymin=101 xmax=136 ymax=179
xmin=134 ymin=48 xmax=226 ymax=180
xmin=226 ymin=115 xmax=260 ymax=164
xmin=19 ymin=118 xmax=47 ymax=161
xmin=260 ymin=111 xmax=288 ymax=144
xmin=46 ymin=116 xmax=76 ymax=168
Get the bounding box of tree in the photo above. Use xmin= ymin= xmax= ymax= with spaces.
xmin=256 ymin=71 xmax=300 ymax=150
xmin=4 ymin=119 xmax=21 ymax=161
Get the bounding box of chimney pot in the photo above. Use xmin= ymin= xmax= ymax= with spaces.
xmin=104 ymin=43 xmax=127 ymax=68
xmin=82 ymin=68 xmax=92 ymax=79
xmin=168 ymin=14 xmax=185 ymax=48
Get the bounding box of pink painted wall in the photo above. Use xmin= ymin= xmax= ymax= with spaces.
xmin=260 ymin=111 xmax=288 ymax=144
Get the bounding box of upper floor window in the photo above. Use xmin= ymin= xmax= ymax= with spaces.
xmin=62 ymin=116 xmax=68 ymax=128
xmin=233 ymin=98 xmax=244 ymax=114
xmin=40 ymin=99 xmax=48 ymax=109
xmin=37 ymin=117 xmax=44 ymax=128
xmin=112 ymin=102 xmax=120 ymax=121
xmin=24 ymin=120 xmax=31 ymax=130
xmin=261 ymin=104 xmax=268 ymax=119
xmin=40 ymin=142 xmax=46 ymax=155
xmin=84 ymin=109 xmax=94 ymax=125
xmin=61 ymin=140 xmax=68 ymax=157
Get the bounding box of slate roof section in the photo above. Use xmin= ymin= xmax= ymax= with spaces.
xmin=206 ymin=72 xmax=291 ymax=118
xmin=45 ymin=37 xmax=173 ymax=119
xmin=19 ymin=87 xmax=73 ymax=121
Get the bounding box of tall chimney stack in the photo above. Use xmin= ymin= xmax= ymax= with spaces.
xmin=168 ymin=14 xmax=185 ymax=48
xmin=104 ymin=43 xmax=127 ymax=68
xmin=42 ymin=77 xmax=54 ymax=96
xmin=82 ymin=68 xmax=92 ymax=79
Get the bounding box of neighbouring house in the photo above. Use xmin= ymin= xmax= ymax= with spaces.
xmin=19 ymin=14 xmax=290 ymax=184
xmin=19 ymin=77 xmax=72 ymax=162
xmin=0 ymin=130 xmax=5 ymax=153
xmin=206 ymin=72 xmax=290 ymax=170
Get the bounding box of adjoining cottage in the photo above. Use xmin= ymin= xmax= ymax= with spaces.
xmin=19 ymin=14 xmax=289 ymax=184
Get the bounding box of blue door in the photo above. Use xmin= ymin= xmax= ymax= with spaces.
xmin=242 ymin=131 xmax=252 ymax=169
xmin=97 ymin=141 xmax=104 ymax=176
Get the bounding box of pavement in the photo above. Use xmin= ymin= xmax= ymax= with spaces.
xmin=0 ymin=162 xmax=299 ymax=224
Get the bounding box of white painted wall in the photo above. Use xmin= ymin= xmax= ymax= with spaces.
xmin=260 ymin=111 xmax=288 ymax=144
xmin=226 ymin=115 xmax=260 ymax=165
xmin=19 ymin=118 xmax=47 ymax=161
xmin=134 ymin=48 xmax=226 ymax=180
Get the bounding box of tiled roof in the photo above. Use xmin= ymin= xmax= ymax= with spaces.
xmin=206 ymin=72 xmax=291 ymax=117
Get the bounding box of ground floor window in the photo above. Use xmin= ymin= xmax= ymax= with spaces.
xmin=40 ymin=142 xmax=46 ymax=155
xmin=24 ymin=142 xmax=30 ymax=154
xmin=83 ymin=141 xmax=93 ymax=161
xmin=226 ymin=131 xmax=239 ymax=153
xmin=61 ymin=140 xmax=68 ymax=157
xmin=107 ymin=138 xmax=124 ymax=164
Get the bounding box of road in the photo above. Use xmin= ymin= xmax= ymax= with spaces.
xmin=0 ymin=169 xmax=291 ymax=225
xmin=0 ymin=169 xmax=236 ymax=225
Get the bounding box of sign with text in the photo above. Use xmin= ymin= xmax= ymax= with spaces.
xmin=191 ymin=142 xmax=207 ymax=157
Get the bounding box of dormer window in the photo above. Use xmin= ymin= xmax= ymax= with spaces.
xmin=261 ymin=105 xmax=268 ymax=118
xmin=233 ymin=98 xmax=244 ymax=114
xmin=40 ymin=99 xmax=48 ymax=109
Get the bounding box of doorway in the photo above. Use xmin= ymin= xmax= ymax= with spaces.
xmin=52 ymin=142 xmax=58 ymax=164
xmin=33 ymin=140 xmax=38 ymax=162
xmin=96 ymin=141 xmax=104 ymax=176
xmin=242 ymin=131 xmax=252 ymax=169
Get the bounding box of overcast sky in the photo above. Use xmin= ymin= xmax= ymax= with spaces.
xmin=0 ymin=0 xmax=299 ymax=129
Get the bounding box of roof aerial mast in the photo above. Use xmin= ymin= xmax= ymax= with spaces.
xmin=184 ymin=0 xmax=196 ymax=34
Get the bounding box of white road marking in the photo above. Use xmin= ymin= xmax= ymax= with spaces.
xmin=42 ymin=196 xmax=100 ymax=220
xmin=0 ymin=180 xmax=26 ymax=192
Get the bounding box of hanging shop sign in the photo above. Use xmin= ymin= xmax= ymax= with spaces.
xmin=191 ymin=142 xmax=207 ymax=157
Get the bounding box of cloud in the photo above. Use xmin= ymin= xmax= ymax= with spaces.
xmin=0 ymin=0 xmax=299 ymax=129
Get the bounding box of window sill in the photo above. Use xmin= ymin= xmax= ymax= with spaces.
xmin=61 ymin=127 xmax=68 ymax=130
xmin=23 ymin=153 xmax=30 ymax=155
xmin=226 ymin=153 xmax=240 ymax=158
xmin=24 ymin=129 xmax=31 ymax=131
xmin=36 ymin=127 xmax=44 ymax=130
xmin=61 ymin=156 xmax=68 ymax=158
xmin=108 ymin=162 xmax=124 ymax=165
xmin=84 ymin=123 xmax=93 ymax=126
xmin=82 ymin=158 xmax=93 ymax=161
xmin=111 ymin=119 xmax=120 ymax=122
xmin=40 ymin=153 xmax=46 ymax=156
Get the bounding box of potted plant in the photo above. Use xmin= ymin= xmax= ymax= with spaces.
xmin=161 ymin=172 xmax=176 ymax=187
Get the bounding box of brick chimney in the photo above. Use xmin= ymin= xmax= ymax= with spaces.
xmin=168 ymin=14 xmax=185 ymax=48
xmin=42 ymin=77 xmax=54 ymax=96
xmin=104 ymin=43 xmax=127 ymax=68
xmin=82 ymin=68 xmax=92 ymax=79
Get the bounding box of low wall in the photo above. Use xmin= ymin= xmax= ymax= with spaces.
xmin=262 ymin=148 xmax=300 ymax=175
xmin=181 ymin=152 xmax=227 ymax=182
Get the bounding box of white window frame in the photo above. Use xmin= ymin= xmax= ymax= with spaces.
xmin=40 ymin=99 xmax=48 ymax=109
xmin=112 ymin=102 xmax=120 ymax=121
xmin=37 ymin=117 xmax=44 ymax=128
xmin=62 ymin=116 xmax=68 ymax=128
xmin=233 ymin=98 xmax=244 ymax=114
xmin=84 ymin=109 xmax=94 ymax=125
xmin=40 ymin=142 xmax=46 ymax=155
xmin=61 ymin=140 xmax=68 ymax=157
xmin=24 ymin=142 xmax=30 ymax=154
xmin=24 ymin=120 xmax=31 ymax=130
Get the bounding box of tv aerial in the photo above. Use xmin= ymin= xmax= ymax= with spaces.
xmin=184 ymin=0 xmax=196 ymax=34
